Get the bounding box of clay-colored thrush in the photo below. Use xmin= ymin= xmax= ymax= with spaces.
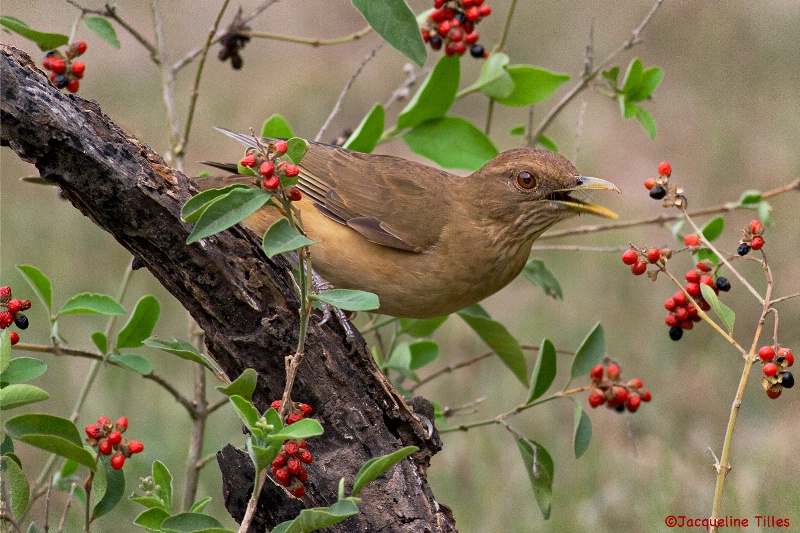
xmin=199 ymin=129 xmax=619 ymax=318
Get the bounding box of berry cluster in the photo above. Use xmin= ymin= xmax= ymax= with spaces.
xmin=643 ymin=161 xmax=673 ymax=200
xmin=587 ymin=362 xmax=651 ymax=413
xmin=663 ymin=258 xmax=731 ymax=341
xmin=42 ymin=41 xmax=87 ymax=93
xmin=85 ymin=416 xmax=144 ymax=470
xmin=736 ymin=219 xmax=765 ymax=256
xmin=758 ymin=345 xmax=794 ymax=399
xmin=621 ymin=246 xmax=669 ymax=276
xmin=240 ymin=140 xmax=302 ymax=202
xmin=0 ymin=286 xmax=31 ymax=346
xmin=270 ymin=400 xmax=314 ymax=498
xmin=421 ymin=0 xmax=492 ymax=58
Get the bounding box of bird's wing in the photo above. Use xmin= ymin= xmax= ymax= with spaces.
xmin=212 ymin=129 xmax=454 ymax=253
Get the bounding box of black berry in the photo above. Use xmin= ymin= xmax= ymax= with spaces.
xmin=469 ymin=44 xmax=485 ymax=58
xmin=669 ymin=326 xmax=683 ymax=341
xmin=455 ymin=11 xmax=467 ymax=24
xmin=429 ymin=36 xmax=442 ymax=50
xmin=53 ymin=74 xmax=69 ymax=89
xmin=615 ymin=403 xmax=625 ymax=412
xmin=14 ymin=314 xmax=29 ymax=330
xmin=780 ymin=371 xmax=794 ymax=389
xmin=649 ymin=186 xmax=666 ymax=200
xmin=715 ymin=276 xmax=731 ymax=292
xmin=737 ymin=243 xmax=750 ymax=256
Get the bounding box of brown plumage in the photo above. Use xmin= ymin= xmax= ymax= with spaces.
xmin=198 ymin=129 xmax=619 ymax=318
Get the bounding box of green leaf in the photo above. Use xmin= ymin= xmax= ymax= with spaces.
xmin=268 ymin=418 xmax=324 ymax=442
xmin=397 ymin=55 xmax=460 ymax=129
xmin=629 ymin=66 xmax=663 ymax=102
xmin=261 ymin=115 xmax=294 ymax=138
xmin=701 ymin=216 xmax=725 ymax=242
xmin=398 ymin=316 xmax=448 ymax=338
xmin=133 ymin=507 xmax=171 ymax=531
xmin=492 ymin=66 xmax=569 ymax=107
xmin=568 ymin=322 xmax=605 ymax=385
xmin=273 ymin=498 xmax=359 ymax=533
xmin=217 ymin=368 xmax=258 ymax=400
xmin=571 ymin=397 xmax=592 ymax=459
xmin=0 ymin=16 xmax=69 ymax=51
xmin=351 ymin=0 xmax=426 ymax=66
xmin=522 ymin=259 xmax=563 ymax=300
xmin=526 ymin=339 xmax=556 ymax=404
xmin=4 ymin=414 xmax=96 ymax=470
xmin=352 ymin=446 xmax=417 ymax=496
xmin=0 ymin=384 xmax=50 ymax=410
xmin=286 ymin=137 xmax=309 ymax=165
xmin=695 ymin=248 xmax=719 ymax=266
xmin=0 ymin=357 xmax=47 ymax=384
xmin=1 ymin=455 xmax=29 ymax=518
xmin=143 ymin=338 xmax=214 ymax=371
xmin=83 ymin=16 xmax=120 ymax=48
xmin=160 ymin=512 xmax=230 ymax=532
xmin=403 ymin=116 xmax=498 ymax=171
xmin=701 ymin=284 xmax=735 ymax=333
xmin=229 ymin=395 xmax=262 ymax=434
xmin=152 ymin=460 xmax=173 ymax=512
xmin=409 ymin=341 xmax=439 ymax=370
xmin=634 ymin=105 xmax=657 ymax=139
xmin=0 ymin=330 xmax=10 ymax=374
xmin=509 ymin=125 xmax=526 ymax=136
xmin=262 ymin=218 xmax=319 ymax=258
xmin=313 ymin=289 xmax=379 ymax=312
xmin=246 ymin=438 xmax=282 ymax=474
xmin=343 ymin=104 xmax=385 ymax=153
xmin=537 ymin=135 xmax=558 ymax=152
xmin=91 ymin=332 xmax=108 ymax=354
xmin=517 ymin=439 xmax=554 ymax=520
xmin=92 ymin=454 xmax=125 ymax=520
xmin=115 ymin=295 xmax=160 ymax=349
xmin=601 ymin=66 xmax=619 ymax=88
xmin=16 ymin=265 xmax=52 ymax=311
xmin=186 ymin=188 xmax=273 ymax=244
xmin=189 ymin=496 xmax=212 ymax=514
xmin=458 ymin=304 xmax=528 ymax=386
xmin=181 ymin=184 xmax=250 ymax=223
xmin=621 ymin=58 xmax=643 ymax=96
xmin=58 ymin=293 xmax=125 ymax=316
xmin=757 ymin=201 xmax=774 ymax=226
xmin=738 ymin=190 xmax=762 ymax=205
xmin=130 ymin=494 xmax=168 ymax=510
xmin=468 ymin=51 xmax=513 ymax=99
xmin=108 ymin=354 xmax=153 ymax=375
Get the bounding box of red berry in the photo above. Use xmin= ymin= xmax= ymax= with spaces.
xmin=657 ymin=161 xmax=672 ymax=176
xmin=444 ymin=42 xmax=455 ymax=56
xmin=631 ymin=260 xmax=647 ymax=276
xmin=128 ymin=440 xmax=144 ymax=454
xmin=0 ymin=311 xmax=13 ymax=329
xmin=673 ymin=291 xmax=687 ymax=306
xmin=287 ymin=187 xmax=302 ymax=202
xmin=262 ymin=176 xmax=280 ymax=190
xmin=699 ymin=275 xmax=714 ymax=287
xmin=99 ymin=439 xmax=113 ymax=455
xmin=465 ymin=31 xmax=480 ymax=44
xmin=758 ymin=345 xmax=775 ymax=362
xmin=274 ymin=140 xmax=288 ymax=154
xmin=270 ymin=400 xmax=282 ymax=410
xmin=273 ymin=454 xmax=287 ymax=468
xmin=430 ymin=9 xmax=445 ymax=22
xmin=85 ymin=423 xmax=102 ymax=439
xmin=685 ymin=283 xmax=700 ymax=297
xmin=646 ymin=248 xmax=661 ymax=263
xmin=260 ymin=161 xmax=275 ymax=177
xmin=588 ymin=390 xmax=605 ymax=408
xmin=463 ymin=0 xmax=476 ymax=6
xmin=298 ymin=403 xmax=312 ymax=416
xmin=766 ymin=388 xmax=782 ymax=399
xmin=465 ymin=6 xmax=481 ymax=21
xmin=98 ymin=416 xmax=112 ymax=426
xmin=589 ymin=363 xmax=604 ymax=381
xmin=50 ymin=58 xmax=66 ymax=74
xmin=675 ymin=306 xmax=689 ymax=321
xmin=283 ymin=164 xmax=299 ymax=177
xmin=685 ymin=270 xmax=700 ymax=283
xmin=287 ymin=413 xmax=304 ymax=425
xmin=287 ymin=457 xmax=302 ymax=475
xmin=626 ymin=394 xmax=641 ymax=412
xmin=643 ymin=177 xmax=657 ymax=190
xmin=664 ymin=298 xmax=677 ymax=311
xmin=275 ymin=466 xmax=290 ymax=484
xmin=284 ymin=441 xmax=300 ymax=456
xmin=641 ymin=389 xmax=652 ymax=402
xmin=696 ymin=260 xmax=712 ymax=272
xmin=750 ymin=219 xmax=763 ymax=235
xmin=764 ymin=363 xmax=778 ymax=377
xmin=434 ymin=0 xmax=445 ymax=7
xmin=290 ymin=486 xmax=305 ymax=498
xmin=452 ymin=41 xmax=467 ymax=55
xmin=114 ymin=417 xmax=128 ymax=432
xmin=20 ymin=300 xmax=31 ymax=310
xmin=296 ymin=468 xmax=308 ymax=483
xmin=0 ymin=286 xmax=11 ymax=299
xmin=479 ymin=5 xmax=492 ymax=16
xmin=73 ymin=40 xmax=87 ymax=56
xmin=750 ymin=236 xmax=764 ymax=250
xmin=680 ymin=319 xmax=694 ymax=330
xmin=606 ymin=363 xmax=620 ymax=381
xmin=71 ymin=61 xmax=85 ymax=77
xmin=449 ymin=29 xmax=464 ymax=42
xmin=9 ymin=331 xmax=19 ymax=345
xmin=437 ymin=20 xmax=452 ymax=36
xmin=298 ymin=449 xmax=313 ymax=464
xmin=107 ymin=431 xmax=122 ymax=445
xmin=627 ymin=378 xmax=643 ymax=389
xmin=778 ymin=347 xmax=794 ymax=367
xmin=66 ymin=79 xmax=80 ymax=93
xmin=7 ymin=299 xmax=22 ymax=314
xmin=621 ymin=249 xmax=638 ymax=265
xmin=110 ymin=453 xmax=125 ymax=470
xmin=665 ymin=313 xmax=678 ymax=327
xmin=240 ymin=153 xmax=256 ymax=167
xmin=684 ymin=234 xmax=700 ymax=247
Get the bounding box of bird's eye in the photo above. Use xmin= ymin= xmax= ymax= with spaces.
xmin=516 ymin=171 xmax=537 ymax=190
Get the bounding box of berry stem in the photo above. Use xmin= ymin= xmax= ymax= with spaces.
xmin=494 ymin=0 xmax=520 ymax=53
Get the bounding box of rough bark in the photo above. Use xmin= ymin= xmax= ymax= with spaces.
xmin=1 ymin=44 xmax=455 ymax=532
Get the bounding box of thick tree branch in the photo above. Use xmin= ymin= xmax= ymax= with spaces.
xmin=1 ymin=45 xmax=454 ymax=533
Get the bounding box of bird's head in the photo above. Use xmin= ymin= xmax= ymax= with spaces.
xmin=475 ymin=148 xmax=619 ymax=241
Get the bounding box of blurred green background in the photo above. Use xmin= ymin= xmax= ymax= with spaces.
xmin=2 ymin=1 xmax=799 ymax=532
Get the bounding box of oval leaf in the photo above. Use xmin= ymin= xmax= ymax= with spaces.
xmin=568 ymin=322 xmax=605 ymax=384
xmin=0 ymin=16 xmax=69 ymax=51
xmin=469 ymin=51 xmax=513 ymax=98
xmin=0 ymin=384 xmax=50 ymax=410
xmin=152 ymin=460 xmax=173 ymax=512
xmin=261 ymin=114 xmax=294 ymax=138
xmin=91 ymin=332 xmax=108 ymax=354
xmin=0 ymin=455 xmax=29 ymax=518
xmin=286 ymin=137 xmax=309 ymax=165
xmin=134 ymin=507 xmax=171 ymax=530
xmin=517 ymin=439 xmax=554 ymax=520
xmin=268 ymin=418 xmax=324 ymax=442
xmin=343 ymin=104 xmax=385 ymax=153
xmin=351 ymin=0 xmax=426 ymax=66
xmin=352 ymin=446 xmax=418 ymax=496
xmin=522 ymin=259 xmax=563 ymax=300
xmin=409 ymin=341 xmax=439 ymax=370
xmin=160 ymin=512 xmax=228 ymax=532
xmin=701 ymin=216 xmax=725 ymax=242
xmin=701 ymin=284 xmax=735 ymax=333
xmin=92 ymin=454 xmax=126 ymax=520
xmin=572 ymin=397 xmax=592 ymax=459
xmin=397 ymin=55 xmax=460 ymax=129
xmin=4 ymin=414 xmax=96 ymax=470
xmin=217 ymin=368 xmax=258 ymax=400
xmin=313 ymin=289 xmax=379 ymax=312
xmin=262 ymin=218 xmax=319 ymax=258
xmin=116 ymin=295 xmax=161 ymax=349
xmin=403 ymin=116 xmax=498 ymax=171
xmin=526 ymin=338 xmax=557 ymax=404
xmin=187 ymin=188 xmax=273 ymax=244
xmin=143 ymin=338 xmax=214 ymax=371
xmin=108 ymin=354 xmax=154 ymax=375
xmin=58 ymin=293 xmax=125 ymax=316
xmin=16 ymin=264 xmax=52 ymax=311
xmin=181 ymin=184 xmax=249 ymax=223
xmin=458 ymin=304 xmax=528 ymax=386
xmin=492 ymin=66 xmax=570 ymax=107
xmin=0 ymin=357 xmax=47 ymax=384
xmin=83 ymin=16 xmax=120 ymax=48
xmin=398 ymin=316 xmax=448 ymax=338
xmin=274 ymin=499 xmax=360 ymax=533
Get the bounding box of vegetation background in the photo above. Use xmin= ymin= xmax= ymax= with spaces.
xmin=1 ymin=1 xmax=799 ymax=531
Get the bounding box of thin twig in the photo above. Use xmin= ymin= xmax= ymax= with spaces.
xmin=151 ymin=0 xmax=180 ymax=166
xmin=57 ymin=482 xmax=78 ymax=533
xmin=242 ymin=25 xmax=372 ymax=46
xmin=65 ymin=0 xmax=160 ymax=62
